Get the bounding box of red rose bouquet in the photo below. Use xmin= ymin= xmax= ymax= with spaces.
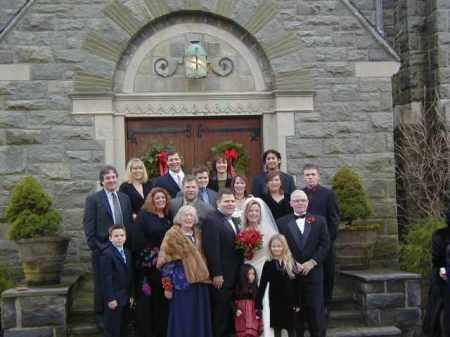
xmin=235 ymin=228 xmax=263 ymax=260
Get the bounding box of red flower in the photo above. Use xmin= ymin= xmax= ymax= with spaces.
xmin=235 ymin=228 xmax=263 ymax=259
xmin=306 ymin=215 xmax=316 ymax=224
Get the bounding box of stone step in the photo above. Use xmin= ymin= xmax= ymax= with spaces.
xmin=68 ymin=322 xmax=101 ymax=337
xmin=329 ymin=295 xmax=358 ymax=311
xmin=328 ymin=309 xmax=365 ymax=328
xmin=327 ymin=326 xmax=401 ymax=337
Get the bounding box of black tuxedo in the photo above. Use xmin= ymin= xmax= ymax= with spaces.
xmin=277 ymin=213 xmax=330 ymax=337
xmin=100 ymin=244 xmax=133 ymax=337
xmin=251 ymin=171 xmax=296 ymax=198
xmin=203 ymin=210 xmax=242 ymax=337
xmin=152 ymin=173 xmax=181 ymax=198
xmin=83 ymin=189 xmax=133 ymax=317
xmin=304 ymin=185 xmax=340 ymax=307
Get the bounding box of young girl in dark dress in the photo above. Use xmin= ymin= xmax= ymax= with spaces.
xmin=257 ymin=234 xmax=299 ymax=337
xmin=234 ymin=264 xmax=263 ymax=337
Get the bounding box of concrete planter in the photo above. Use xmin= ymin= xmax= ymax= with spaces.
xmin=16 ymin=236 xmax=70 ymax=286
xmin=336 ymin=228 xmax=378 ymax=270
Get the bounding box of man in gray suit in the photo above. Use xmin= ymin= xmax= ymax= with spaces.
xmin=170 ymin=174 xmax=214 ymax=225
xmin=83 ymin=165 xmax=133 ymax=329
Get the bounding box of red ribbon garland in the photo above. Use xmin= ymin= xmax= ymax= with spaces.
xmin=224 ymin=148 xmax=239 ymax=177
xmin=158 ymin=151 xmax=168 ymax=176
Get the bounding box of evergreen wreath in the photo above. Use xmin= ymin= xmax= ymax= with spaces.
xmin=210 ymin=140 xmax=249 ymax=176
xmin=143 ymin=142 xmax=171 ymax=180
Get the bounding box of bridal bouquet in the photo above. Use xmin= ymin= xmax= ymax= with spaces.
xmin=235 ymin=228 xmax=263 ymax=260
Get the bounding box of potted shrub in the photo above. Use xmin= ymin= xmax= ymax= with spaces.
xmin=332 ymin=167 xmax=377 ymax=269
xmin=5 ymin=176 xmax=69 ymax=286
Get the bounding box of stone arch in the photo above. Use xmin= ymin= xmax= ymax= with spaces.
xmin=73 ymin=0 xmax=313 ymax=93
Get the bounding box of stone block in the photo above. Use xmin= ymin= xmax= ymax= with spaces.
xmin=28 ymin=145 xmax=65 ymax=163
xmin=358 ymin=281 xmax=385 ymax=294
xmin=386 ymin=280 xmax=405 ymax=293
xmin=365 ymin=309 xmax=381 ymax=325
xmin=379 ymin=308 xmax=421 ymax=327
xmin=366 ymin=293 xmax=404 ymax=308
xmin=5 ymin=130 xmax=44 ymax=145
xmin=406 ymin=280 xmax=421 ymax=307
xmin=4 ymin=327 xmax=54 ymax=337
xmin=21 ymin=295 xmax=66 ymax=327
xmin=1 ymin=297 xmax=16 ymax=329
xmin=0 ymin=147 xmax=26 ymax=174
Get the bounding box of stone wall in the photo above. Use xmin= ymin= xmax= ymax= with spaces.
xmin=0 ymin=0 xmax=400 ymax=272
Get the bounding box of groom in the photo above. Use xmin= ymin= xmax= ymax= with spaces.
xmin=277 ymin=190 xmax=330 ymax=337
xmin=203 ymin=189 xmax=242 ymax=337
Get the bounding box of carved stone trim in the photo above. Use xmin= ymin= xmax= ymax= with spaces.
xmin=71 ymin=91 xmax=314 ymax=116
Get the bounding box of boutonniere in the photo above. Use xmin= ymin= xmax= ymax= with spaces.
xmin=306 ymin=215 xmax=316 ymax=224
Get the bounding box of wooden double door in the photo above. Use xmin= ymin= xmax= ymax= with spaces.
xmin=126 ymin=117 xmax=262 ymax=180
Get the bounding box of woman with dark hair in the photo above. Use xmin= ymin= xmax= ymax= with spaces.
xmin=231 ymin=175 xmax=251 ymax=218
xmin=134 ymin=187 xmax=172 ymax=337
xmin=424 ymin=207 xmax=450 ymax=337
xmin=261 ymin=171 xmax=292 ymax=220
xmin=208 ymin=156 xmax=232 ymax=192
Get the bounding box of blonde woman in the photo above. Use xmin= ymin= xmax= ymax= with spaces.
xmin=256 ymin=234 xmax=299 ymax=337
xmin=119 ymin=158 xmax=153 ymax=218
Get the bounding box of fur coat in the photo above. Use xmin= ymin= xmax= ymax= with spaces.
xmin=157 ymin=225 xmax=210 ymax=284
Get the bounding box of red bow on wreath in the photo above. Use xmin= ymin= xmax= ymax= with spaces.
xmin=224 ymin=148 xmax=238 ymax=177
xmin=158 ymin=151 xmax=168 ymax=176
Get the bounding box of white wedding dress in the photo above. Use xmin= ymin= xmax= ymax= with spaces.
xmin=241 ymin=197 xmax=278 ymax=337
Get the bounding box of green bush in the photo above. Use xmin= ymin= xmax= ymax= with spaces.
xmin=400 ymin=217 xmax=446 ymax=279
xmin=0 ymin=266 xmax=17 ymax=294
xmin=5 ymin=176 xmax=62 ymax=241
xmin=331 ymin=166 xmax=372 ymax=226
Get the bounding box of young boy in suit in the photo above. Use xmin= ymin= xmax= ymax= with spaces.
xmin=100 ymin=225 xmax=134 ymax=337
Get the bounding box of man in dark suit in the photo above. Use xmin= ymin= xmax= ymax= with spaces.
xmin=152 ymin=150 xmax=184 ymax=198
xmin=277 ymin=190 xmax=330 ymax=337
xmin=303 ymin=163 xmax=340 ymax=311
xmin=83 ymin=165 xmax=133 ymax=329
xmin=203 ymin=189 xmax=242 ymax=337
xmin=100 ymin=225 xmax=134 ymax=337
xmin=170 ymin=175 xmax=214 ymax=225
xmin=252 ymin=149 xmax=296 ymax=198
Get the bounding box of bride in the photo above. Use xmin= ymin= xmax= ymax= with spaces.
xmin=240 ymin=197 xmax=278 ymax=337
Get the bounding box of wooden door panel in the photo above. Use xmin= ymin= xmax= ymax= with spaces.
xmin=195 ymin=118 xmax=261 ymax=180
xmin=126 ymin=116 xmax=262 ymax=180
xmin=126 ymin=118 xmax=195 ymax=172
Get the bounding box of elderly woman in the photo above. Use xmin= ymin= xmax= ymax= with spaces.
xmin=119 ymin=158 xmax=153 ymax=218
xmin=134 ymin=187 xmax=172 ymax=337
xmin=423 ymin=208 xmax=450 ymax=337
xmin=208 ymin=156 xmax=232 ymax=192
xmin=157 ymin=205 xmax=213 ymax=337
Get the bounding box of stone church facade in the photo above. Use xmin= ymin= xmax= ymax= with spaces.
xmin=0 ymin=0 xmax=444 ymax=274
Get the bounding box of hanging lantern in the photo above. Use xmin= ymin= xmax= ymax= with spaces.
xmin=184 ymin=40 xmax=208 ymax=79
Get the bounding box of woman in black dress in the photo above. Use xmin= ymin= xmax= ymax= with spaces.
xmin=119 ymin=158 xmax=153 ymax=219
xmin=134 ymin=187 xmax=172 ymax=337
xmin=208 ymin=156 xmax=232 ymax=192
xmin=261 ymin=171 xmax=292 ymax=220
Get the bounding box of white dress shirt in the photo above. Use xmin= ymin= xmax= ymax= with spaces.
xmin=169 ymin=170 xmax=184 ymax=188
